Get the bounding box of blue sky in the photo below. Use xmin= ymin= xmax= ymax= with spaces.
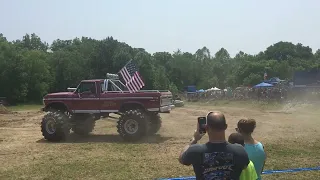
xmin=1 ymin=0 xmax=320 ymax=57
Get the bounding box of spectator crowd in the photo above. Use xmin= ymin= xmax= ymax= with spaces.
xmin=185 ymin=87 xmax=287 ymax=102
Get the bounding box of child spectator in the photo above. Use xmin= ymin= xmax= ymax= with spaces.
xmin=228 ymin=133 xmax=258 ymax=180
xmin=236 ymin=119 xmax=266 ymax=180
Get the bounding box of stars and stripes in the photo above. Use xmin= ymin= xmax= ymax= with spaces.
xmin=118 ymin=60 xmax=145 ymax=93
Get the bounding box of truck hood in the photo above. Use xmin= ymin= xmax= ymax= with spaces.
xmin=44 ymin=92 xmax=74 ymax=99
xmin=160 ymin=91 xmax=172 ymax=98
xmin=138 ymin=90 xmax=172 ymax=97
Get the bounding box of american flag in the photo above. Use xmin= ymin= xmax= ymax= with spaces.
xmin=118 ymin=60 xmax=145 ymax=93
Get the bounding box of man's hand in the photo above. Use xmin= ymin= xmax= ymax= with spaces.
xmin=193 ymin=129 xmax=205 ymax=142
xmin=192 ymin=121 xmax=205 ymax=142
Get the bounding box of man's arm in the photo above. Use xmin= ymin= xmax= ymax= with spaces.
xmin=178 ymin=138 xmax=198 ymax=165
xmin=179 ymin=125 xmax=204 ymax=165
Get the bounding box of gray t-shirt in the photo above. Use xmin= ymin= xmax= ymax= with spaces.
xmin=181 ymin=142 xmax=249 ymax=180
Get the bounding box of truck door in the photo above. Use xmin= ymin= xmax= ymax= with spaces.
xmin=73 ymin=81 xmax=100 ymax=113
xmin=99 ymin=80 xmax=121 ymax=113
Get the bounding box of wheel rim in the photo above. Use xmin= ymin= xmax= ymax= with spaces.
xmin=65 ymin=111 xmax=71 ymax=118
xmin=124 ymin=119 xmax=139 ymax=134
xmin=46 ymin=118 xmax=56 ymax=135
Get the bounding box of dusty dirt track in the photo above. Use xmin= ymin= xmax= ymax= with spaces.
xmin=0 ymin=103 xmax=319 ymax=179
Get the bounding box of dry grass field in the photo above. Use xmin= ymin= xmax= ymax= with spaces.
xmin=0 ymin=101 xmax=319 ymax=180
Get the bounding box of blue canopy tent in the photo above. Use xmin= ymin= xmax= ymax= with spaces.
xmin=254 ymin=82 xmax=273 ymax=88
xmin=185 ymin=85 xmax=197 ymax=94
xmin=184 ymin=85 xmax=196 ymax=92
xmin=264 ymin=77 xmax=285 ymax=85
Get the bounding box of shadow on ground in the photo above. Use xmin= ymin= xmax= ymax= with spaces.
xmin=36 ymin=133 xmax=172 ymax=144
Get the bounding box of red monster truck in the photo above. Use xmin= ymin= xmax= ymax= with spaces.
xmin=41 ymin=74 xmax=174 ymax=142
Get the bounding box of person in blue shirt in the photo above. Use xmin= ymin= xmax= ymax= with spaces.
xmin=236 ymin=118 xmax=267 ymax=180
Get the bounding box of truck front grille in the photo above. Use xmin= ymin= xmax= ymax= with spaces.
xmin=161 ymin=97 xmax=172 ymax=106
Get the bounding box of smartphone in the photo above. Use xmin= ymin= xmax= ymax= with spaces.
xmin=198 ymin=117 xmax=207 ymax=134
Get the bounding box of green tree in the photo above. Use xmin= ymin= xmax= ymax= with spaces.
xmin=0 ymin=33 xmax=320 ymax=104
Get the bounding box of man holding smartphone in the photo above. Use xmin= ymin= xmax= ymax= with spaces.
xmin=178 ymin=111 xmax=249 ymax=180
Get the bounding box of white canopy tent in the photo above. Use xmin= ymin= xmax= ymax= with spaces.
xmin=206 ymin=87 xmax=221 ymax=91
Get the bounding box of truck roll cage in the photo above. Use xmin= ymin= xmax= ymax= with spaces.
xmin=106 ymin=73 xmax=119 ymax=80
xmin=102 ymin=79 xmax=125 ymax=92
xmin=104 ymin=73 xmax=169 ymax=93
xmin=103 ymin=73 xmax=127 ymax=92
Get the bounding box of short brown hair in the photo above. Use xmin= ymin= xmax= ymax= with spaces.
xmin=237 ymin=118 xmax=256 ymax=134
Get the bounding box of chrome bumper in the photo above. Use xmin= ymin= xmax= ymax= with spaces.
xmin=160 ymin=105 xmax=175 ymax=113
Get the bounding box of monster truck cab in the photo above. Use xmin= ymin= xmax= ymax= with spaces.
xmin=41 ymin=74 xmax=174 ymax=142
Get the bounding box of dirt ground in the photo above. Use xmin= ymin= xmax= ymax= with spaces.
xmin=0 ymin=103 xmax=319 ymax=180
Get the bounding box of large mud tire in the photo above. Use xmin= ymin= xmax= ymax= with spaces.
xmin=147 ymin=113 xmax=162 ymax=135
xmin=117 ymin=109 xmax=148 ymax=141
xmin=41 ymin=111 xmax=70 ymax=142
xmin=71 ymin=114 xmax=95 ymax=135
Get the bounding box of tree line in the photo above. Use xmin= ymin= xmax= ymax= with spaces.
xmin=1 ymin=33 xmax=320 ymax=104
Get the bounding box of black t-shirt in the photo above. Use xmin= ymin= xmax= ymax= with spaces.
xmin=181 ymin=142 xmax=249 ymax=180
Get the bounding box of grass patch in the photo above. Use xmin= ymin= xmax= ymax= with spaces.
xmin=0 ymin=139 xmax=319 ymax=180
xmin=263 ymin=140 xmax=320 ymax=180
xmin=1 ymin=103 xmax=319 ymax=180
xmin=6 ymin=104 xmax=43 ymax=111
